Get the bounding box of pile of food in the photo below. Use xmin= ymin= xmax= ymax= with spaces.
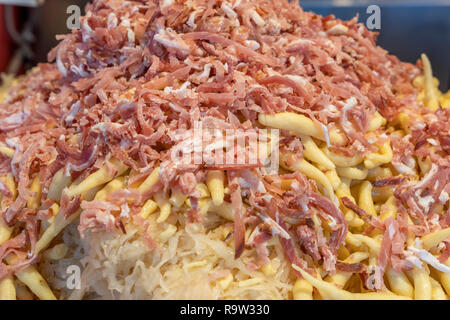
xmin=0 ymin=0 xmax=449 ymax=300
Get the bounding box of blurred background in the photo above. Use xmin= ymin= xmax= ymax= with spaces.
xmin=0 ymin=0 xmax=449 ymax=89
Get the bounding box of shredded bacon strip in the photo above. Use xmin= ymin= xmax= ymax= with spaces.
xmin=372 ymin=177 xmax=405 ymax=188
xmin=341 ymin=196 xmax=385 ymax=230
xmin=335 ymin=261 xmax=365 ymax=273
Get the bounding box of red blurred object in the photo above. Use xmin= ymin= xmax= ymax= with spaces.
xmin=0 ymin=5 xmax=12 ymax=73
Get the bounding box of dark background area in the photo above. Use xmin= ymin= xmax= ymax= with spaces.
xmin=1 ymin=0 xmax=450 ymax=89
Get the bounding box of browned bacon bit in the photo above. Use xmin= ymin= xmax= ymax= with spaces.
xmin=0 ymin=232 xmax=27 ymax=261
xmin=372 ymin=176 xmax=405 ymax=188
xmin=3 ymin=196 xmax=27 ymax=226
xmin=309 ymin=193 xmax=348 ymax=252
xmin=26 ymin=218 xmax=40 ymax=257
xmin=115 ymin=219 xmax=126 ymax=235
xmin=340 ymin=196 xmax=385 ymax=230
xmin=277 ymin=216 xmax=312 ymax=278
xmin=320 ymin=246 xmax=337 ymax=274
xmin=296 ymin=225 xmax=321 ymax=261
xmin=0 ymin=232 xmax=28 ymax=281
xmin=228 ymin=171 xmax=246 ymax=259
xmin=257 ymin=76 xmax=313 ymax=103
xmin=78 ymin=200 xmax=121 ymax=237
xmin=335 ymin=261 xmax=365 ymax=273
xmin=60 ymin=193 xmax=81 ymax=218
xmin=62 ymin=139 xmax=99 ymax=173
xmin=394 ymin=163 xmax=450 ymax=233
